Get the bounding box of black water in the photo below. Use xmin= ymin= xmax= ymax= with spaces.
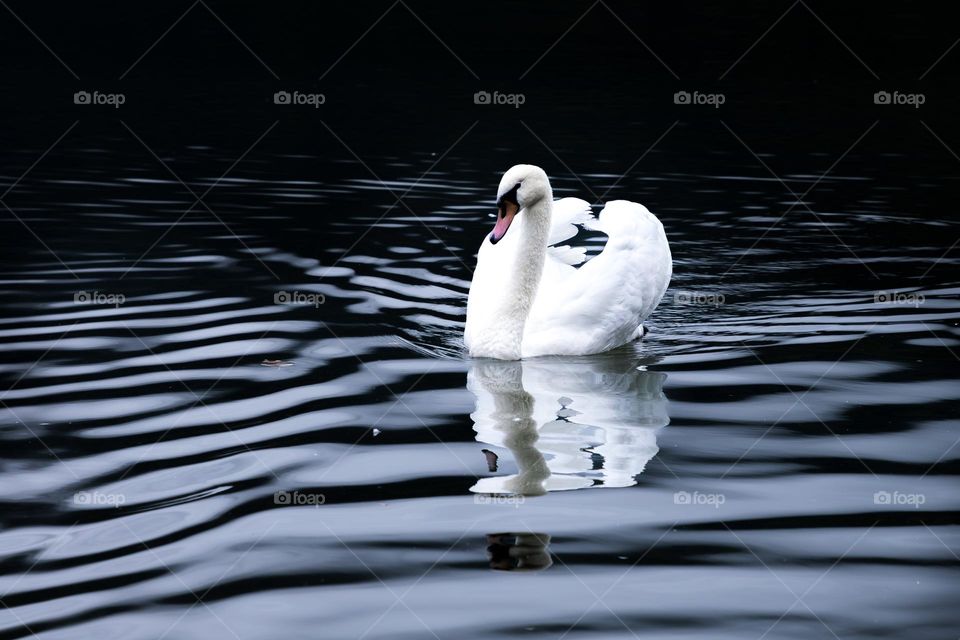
xmin=1 ymin=2 xmax=958 ymax=639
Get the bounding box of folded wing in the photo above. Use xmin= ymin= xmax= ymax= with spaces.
xmin=546 ymin=197 xmax=593 ymax=266
xmin=523 ymin=200 xmax=672 ymax=357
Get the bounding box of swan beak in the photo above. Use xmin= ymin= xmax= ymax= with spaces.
xmin=489 ymin=200 xmax=518 ymax=244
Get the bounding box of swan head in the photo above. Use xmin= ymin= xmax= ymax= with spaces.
xmin=489 ymin=164 xmax=551 ymax=244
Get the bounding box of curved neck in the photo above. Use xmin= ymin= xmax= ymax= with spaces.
xmin=495 ymin=196 xmax=551 ymax=356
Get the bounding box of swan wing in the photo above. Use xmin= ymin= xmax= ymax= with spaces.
xmin=548 ymin=197 xmax=593 ymax=245
xmin=546 ymin=197 xmax=593 ymax=266
xmin=522 ymin=200 xmax=672 ymax=357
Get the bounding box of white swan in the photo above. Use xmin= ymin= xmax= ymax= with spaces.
xmin=464 ymin=164 xmax=672 ymax=360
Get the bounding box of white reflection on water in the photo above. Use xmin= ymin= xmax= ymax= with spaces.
xmin=467 ymin=353 xmax=669 ymax=495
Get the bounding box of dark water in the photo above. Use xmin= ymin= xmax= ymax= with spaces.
xmin=2 ymin=2 xmax=959 ymax=639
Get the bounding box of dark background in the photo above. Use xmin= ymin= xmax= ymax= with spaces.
xmin=2 ymin=1 xmax=957 ymax=301
xmin=1 ymin=1 xmax=956 ymax=165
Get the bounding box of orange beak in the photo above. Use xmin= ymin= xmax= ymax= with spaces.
xmin=490 ymin=200 xmax=518 ymax=244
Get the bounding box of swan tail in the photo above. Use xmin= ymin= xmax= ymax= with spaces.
xmin=590 ymin=199 xmax=672 ymax=323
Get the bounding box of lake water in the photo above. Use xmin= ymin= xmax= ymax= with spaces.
xmin=1 ymin=3 xmax=959 ymax=638
xmin=0 ymin=124 xmax=957 ymax=639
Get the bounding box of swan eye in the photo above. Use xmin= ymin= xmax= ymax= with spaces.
xmin=497 ymin=183 xmax=521 ymax=208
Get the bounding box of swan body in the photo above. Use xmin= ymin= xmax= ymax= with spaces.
xmin=464 ymin=165 xmax=672 ymax=359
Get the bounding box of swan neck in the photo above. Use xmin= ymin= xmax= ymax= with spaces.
xmin=498 ymin=197 xmax=551 ymax=350
xmin=465 ymin=179 xmax=553 ymax=360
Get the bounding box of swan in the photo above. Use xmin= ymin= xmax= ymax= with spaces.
xmin=464 ymin=164 xmax=672 ymax=360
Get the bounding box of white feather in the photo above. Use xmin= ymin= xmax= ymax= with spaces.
xmin=547 ymin=197 xmax=593 ymax=245
xmin=544 ymin=197 xmax=593 ymax=265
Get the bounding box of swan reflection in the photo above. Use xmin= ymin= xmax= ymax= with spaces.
xmin=468 ymin=354 xmax=669 ymax=496
xmin=486 ymin=533 xmax=552 ymax=571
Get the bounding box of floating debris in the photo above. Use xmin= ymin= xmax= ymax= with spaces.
xmin=260 ymin=359 xmax=294 ymax=367
xmin=372 ymin=428 xmax=381 ymax=437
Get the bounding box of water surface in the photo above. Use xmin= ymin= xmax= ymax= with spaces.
xmin=0 ymin=134 xmax=957 ymax=639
